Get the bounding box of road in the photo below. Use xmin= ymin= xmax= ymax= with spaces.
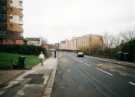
xmin=51 ymin=52 xmax=135 ymax=97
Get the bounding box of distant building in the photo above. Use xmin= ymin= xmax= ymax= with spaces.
xmin=76 ymin=35 xmax=103 ymax=51
xmin=42 ymin=43 xmax=49 ymax=49
xmin=59 ymin=34 xmax=103 ymax=51
xmin=54 ymin=43 xmax=59 ymax=49
xmin=25 ymin=38 xmax=41 ymax=46
xmin=59 ymin=40 xmax=67 ymax=50
xmin=0 ymin=0 xmax=23 ymax=44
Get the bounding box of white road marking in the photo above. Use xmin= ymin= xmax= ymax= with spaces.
xmin=129 ymin=81 xmax=135 ymax=86
xmin=97 ymin=68 xmax=113 ymax=77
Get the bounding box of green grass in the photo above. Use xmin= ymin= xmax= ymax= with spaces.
xmin=0 ymin=52 xmax=40 ymax=69
xmin=25 ymin=55 xmax=40 ymax=68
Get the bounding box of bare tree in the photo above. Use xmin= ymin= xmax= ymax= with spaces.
xmin=120 ymin=31 xmax=135 ymax=42
xmin=103 ymin=33 xmax=121 ymax=48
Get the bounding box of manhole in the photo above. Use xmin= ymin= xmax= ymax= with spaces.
xmin=28 ymin=78 xmax=44 ymax=84
xmin=24 ymin=74 xmax=44 ymax=84
xmin=24 ymin=74 xmax=43 ymax=78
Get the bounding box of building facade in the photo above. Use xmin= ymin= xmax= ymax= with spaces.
xmin=0 ymin=0 xmax=23 ymax=44
xmin=25 ymin=38 xmax=42 ymax=46
xmin=59 ymin=34 xmax=103 ymax=51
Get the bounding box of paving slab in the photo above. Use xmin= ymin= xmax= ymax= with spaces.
xmin=0 ymin=57 xmax=58 ymax=97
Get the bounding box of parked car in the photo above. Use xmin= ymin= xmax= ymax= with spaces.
xmin=77 ymin=52 xmax=84 ymax=57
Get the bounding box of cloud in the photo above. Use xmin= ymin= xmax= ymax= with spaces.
xmin=23 ymin=0 xmax=135 ymax=43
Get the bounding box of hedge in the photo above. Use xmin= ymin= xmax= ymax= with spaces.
xmin=0 ymin=44 xmax=47 ymax=56
xmin=121 ymin=39 xmax=135 ymax=62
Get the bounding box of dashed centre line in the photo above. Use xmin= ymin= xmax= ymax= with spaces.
xmin=97 ymin=68 xmax=113 ymax=77
xmin=129 ymin=81 xmax=135 ymax=86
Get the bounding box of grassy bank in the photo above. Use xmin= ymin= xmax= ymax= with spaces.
xmin=0 ymin=52 xmax=40 ymax=69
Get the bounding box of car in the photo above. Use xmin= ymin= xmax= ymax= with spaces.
xmin=77 ymin=52 xmax=84 ymax=57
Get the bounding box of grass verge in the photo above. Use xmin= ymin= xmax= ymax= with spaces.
xmin=0 ymin=52 xmax=40 ymax=69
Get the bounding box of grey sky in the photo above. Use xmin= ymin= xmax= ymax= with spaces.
xmin=23 ymin=0 xmax=135 ymax=43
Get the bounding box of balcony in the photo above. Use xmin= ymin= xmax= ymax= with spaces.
xmin=9 ymin=15 xmax=23 ymax=25
xmin=7 ymin=7 xmax=23 ymax=16
xmin=9 ymin=0 xmax=23 ymax=9
xmin=7 ymin=22 xmax=23 ymax=33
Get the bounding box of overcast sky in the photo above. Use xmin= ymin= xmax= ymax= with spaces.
xmin=23 ymin=0 xmax=135 ymax=43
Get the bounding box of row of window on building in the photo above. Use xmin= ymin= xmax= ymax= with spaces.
xmin=59 ymin=34 xmax=104 ymax=51
xmin=9 ymin=0 xmax=23 ymax=9
xmin=0 ymin=0 xmax=23 ymax=44
xmin=9 ymin=0 xmax=23 ymax=24
xmin=9 ymin=15 xmax=23 ymax=24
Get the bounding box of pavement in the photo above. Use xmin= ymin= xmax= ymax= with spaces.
xmin=0 ymin=70 xmax=24 ymax=88
xmin=0 ymin=57 xmax=58 ymax=97
xmin=51 ymin=52 xmax=135 ymax=97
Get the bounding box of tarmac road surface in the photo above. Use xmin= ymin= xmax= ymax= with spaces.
xmin=51 ymin=52 xmax=135 ymax=97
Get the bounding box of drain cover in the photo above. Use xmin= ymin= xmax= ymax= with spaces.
xmin=24 ymin=74 xmax=44 ymax=84
xmin=24 ymin=74 xmax=43 ymax=78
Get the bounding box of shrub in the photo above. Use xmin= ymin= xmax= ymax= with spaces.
xmin=121 ymin=39 xmax=135 ymax=62
xmin=0 ymin=44 xmax=47 ymax=56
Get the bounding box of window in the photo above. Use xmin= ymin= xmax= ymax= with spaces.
xmin=0 ymin=14 xmax=5 ymax=22
xmin=19 ymin=16 xmax=23 ymax=21
xmin=19 ymin=0 xmax=23 ymax=6
xmin=9 ymin=16 xmax=13 ymax=19
xmin=19 ymin=0 xmax=23 ymax=4
xmin=10 ymin=0 xmax=13 ymax=4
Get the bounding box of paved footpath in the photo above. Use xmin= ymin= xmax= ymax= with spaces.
xmin=0 ymin=57 xmax=58 ymax=97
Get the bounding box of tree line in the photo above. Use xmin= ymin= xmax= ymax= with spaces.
xmin=82 ymin=31 xmax=135 ymax=62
